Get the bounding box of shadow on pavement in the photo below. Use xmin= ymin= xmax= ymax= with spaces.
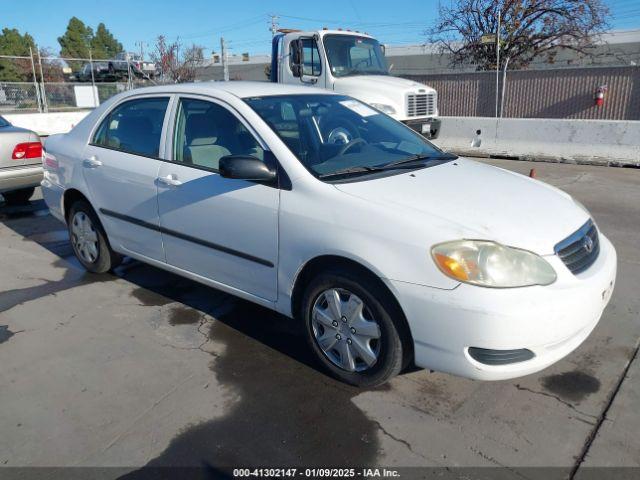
xmin=0 ymin=199 xmax=383 ymax=472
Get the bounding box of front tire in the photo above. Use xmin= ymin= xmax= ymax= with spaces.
xmin=67 ymin=200 xmax=121 ymax=273
xmin=301 ymin=268 xmax=406 ymax=387
xmin=3 ymin=187 xmax=35 ymax=205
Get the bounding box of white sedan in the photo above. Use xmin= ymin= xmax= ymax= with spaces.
xmin=41 ymin=82 xmax=617 ymax=386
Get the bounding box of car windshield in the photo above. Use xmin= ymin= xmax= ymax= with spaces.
xmin=0 ymin=116 xmax=9 ymax=127
xmin=323 ymin=35 xmax=388 ymax=77
xmin=244 ymin=94 xmax=451 ymax=180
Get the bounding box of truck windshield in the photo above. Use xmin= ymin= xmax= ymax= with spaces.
xmin=323 ymin=35 xmax=388 ymax=77
xmin=244 ymin=94 xmax=452 ymax=181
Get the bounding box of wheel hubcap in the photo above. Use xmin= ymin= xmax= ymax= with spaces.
xmin=311 ymin=288 xmax=381 ymax=373
xmin=71 ymin=211 xmax=99 ymax=264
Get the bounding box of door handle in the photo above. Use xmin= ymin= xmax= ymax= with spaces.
xmin=83 ymin=157 xmax=102 ymax=168
xmin=157 ymin=174 xmax=182 ymax=187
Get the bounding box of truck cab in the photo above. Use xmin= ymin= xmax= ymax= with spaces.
xmin=271 ymin=29 xmax=440 ymax=139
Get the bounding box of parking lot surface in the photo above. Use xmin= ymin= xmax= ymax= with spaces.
xmin=0 ymin=159 xmax=638 ymax=477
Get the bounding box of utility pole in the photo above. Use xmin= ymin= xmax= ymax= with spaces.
xmin=136 ymin=41 xmax=146 ymax=60
xmin=270 ymin=14 xmax=279 ymax=37
xmin=28 ymin=46 xmax=42 ymax=113
xmin=495 ymin=9 xmax=501 ymax=118
xmin=500 ymin=56 xmax=511 ymax=118
xmin=220 ymin=37 xmax=229 ymax=81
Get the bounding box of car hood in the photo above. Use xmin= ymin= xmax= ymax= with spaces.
xmin=335 ymin=75 xmax=433 ymax=92
xmin=333 ymin=158 xmax=589 ymax=255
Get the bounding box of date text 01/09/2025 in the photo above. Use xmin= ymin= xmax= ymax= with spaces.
xmin=232 ymin=468 xmax=401 ymax=478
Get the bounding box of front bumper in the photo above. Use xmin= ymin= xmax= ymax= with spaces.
xmin=0 ymin=165 xmax=43 ymax=194
xmin=402 ymin=118 xmax=441 ymax=139
xmin=388 ymin=234 xmax=617 ymax=380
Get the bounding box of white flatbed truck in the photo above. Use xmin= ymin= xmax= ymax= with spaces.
xmin=270 ymin=29 xmax=440 ymax=138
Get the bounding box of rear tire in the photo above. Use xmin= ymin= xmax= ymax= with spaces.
xmin=67 ymin=200 xmax=122 ymax=273
xmin=3 ymin=187 xmax=35 ymax=205
xmin=300 ymin=267 xmax=406 ymax=387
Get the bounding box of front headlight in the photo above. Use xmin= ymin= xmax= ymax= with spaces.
xmin=369 ymin=103 xmax=397 ymax=115
xmin=431 ymin=240 xmax=557 ymax=288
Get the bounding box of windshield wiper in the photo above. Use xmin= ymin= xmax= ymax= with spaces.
xmin=318 ymin=153 xmax=457 ymax=180
xmin=339 ymin=69 xmax=388 ymax=77
xmin=373 ymin=153 xmax=456 ymax=170
xmin=318 ymin=165 xmax=377 ymax=179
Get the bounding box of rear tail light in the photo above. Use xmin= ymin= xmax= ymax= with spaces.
xmin=43 ymin=150 xmax=59 ymax=169
xmin=12 ymin=142 xmax=43 ymax=160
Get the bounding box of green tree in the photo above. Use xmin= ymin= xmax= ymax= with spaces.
xmin=58 ymin=17 xmax=93 ymax=69
xmin=0 ymin=28 xmax=36 ymax=81
xmin=91 ymin=23 xmax=123 ymax=59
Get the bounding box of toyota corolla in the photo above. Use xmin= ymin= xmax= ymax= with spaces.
xmin=41 ymin=82 xmax=617 ymax=386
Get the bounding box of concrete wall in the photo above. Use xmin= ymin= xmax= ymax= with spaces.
xmin=4 ymin=111 xmax=91 ymax=136
xmin=432 ymin=117 xmax=640 ymax=166
xmin=4 ymin=111 xmax=637 ymax=167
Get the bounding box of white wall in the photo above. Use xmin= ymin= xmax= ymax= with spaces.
xmin=3 ymin=111 xmax=91 ymax=136
xmin=432 ymin=117 xmax=640 ymax=167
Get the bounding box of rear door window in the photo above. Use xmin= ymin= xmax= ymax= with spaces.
xmin=93 ymin=97 xmax=169 ymax=158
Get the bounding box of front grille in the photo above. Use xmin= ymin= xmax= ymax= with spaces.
xmin=468 ymin=347 xmax=534 ymax=365
xmin=407 ymin=93 xmax=436 ymax=117
xmin=555 ymin=220 xmax=600 ymax=275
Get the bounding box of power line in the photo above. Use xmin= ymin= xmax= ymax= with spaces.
xmin=145 ymin=14 xmax=266 ymax=44
xmin=276 ymin=13 xmax=427 ymax=28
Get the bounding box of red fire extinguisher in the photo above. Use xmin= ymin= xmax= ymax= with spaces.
xmin=595 ymin=85 xmax=608 ymax=107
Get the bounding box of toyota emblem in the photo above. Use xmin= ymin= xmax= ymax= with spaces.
xmin=583 ymin=236 xmax=594 ymax=253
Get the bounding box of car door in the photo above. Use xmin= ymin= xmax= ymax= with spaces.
xmin=157 ymin=95 xmax=279 ymax=301
xmin=284 ymin=36 xmax=327 ymax=88
xmin=82 ymin=95 xmax=171 ymax=262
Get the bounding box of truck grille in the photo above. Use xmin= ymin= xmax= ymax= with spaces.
xmin=555 ymin=220 xmax=600 ymax=275
xmin=406 ymin=93 xmax=436 ymax=117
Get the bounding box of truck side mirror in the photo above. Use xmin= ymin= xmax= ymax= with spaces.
xmin=291 ymin=39 xmax=303 ymax=78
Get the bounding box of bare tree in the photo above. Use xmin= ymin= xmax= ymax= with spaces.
xmin=38 ymin=47 xmax=66 ymax=82
xmin=430 ymin=0 xmax=610 ymax=70
xmin=151 ymin=35 xmax=204 ymax=83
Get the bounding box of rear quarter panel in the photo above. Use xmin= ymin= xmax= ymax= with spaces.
xmin=43 ymin=133 xmax=92 ymax=217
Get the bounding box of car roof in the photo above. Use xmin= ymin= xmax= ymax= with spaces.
xmin=121 ymin=81 xmax=336 ymax=99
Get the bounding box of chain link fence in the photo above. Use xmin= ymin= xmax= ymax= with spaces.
xmin=0 ymin=52 xmax=156 ymax=113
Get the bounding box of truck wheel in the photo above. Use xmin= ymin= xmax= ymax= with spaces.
xmin=2 ymin=187 xmax=35 ymax=205
xmin=67 ymin=200 xmax=122 ymax=273
xmin=301 ymin=267 xmax=406 ymax=387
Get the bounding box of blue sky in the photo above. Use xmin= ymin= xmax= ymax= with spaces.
xmin=3 ymin=0 xmax=640 ymax=57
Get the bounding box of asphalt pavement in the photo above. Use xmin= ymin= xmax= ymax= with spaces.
xmin=0 ymin=159 xmax=638 ymax=479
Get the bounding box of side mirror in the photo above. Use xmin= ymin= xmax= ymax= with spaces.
xmin=291 ymin=39 xmax=303 ymax=78
xmin=219 ymin=155 xmax=277 ymax=182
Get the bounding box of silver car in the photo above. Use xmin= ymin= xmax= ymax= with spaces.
xmin=0 ymin=115 xmax=42 ymax=204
